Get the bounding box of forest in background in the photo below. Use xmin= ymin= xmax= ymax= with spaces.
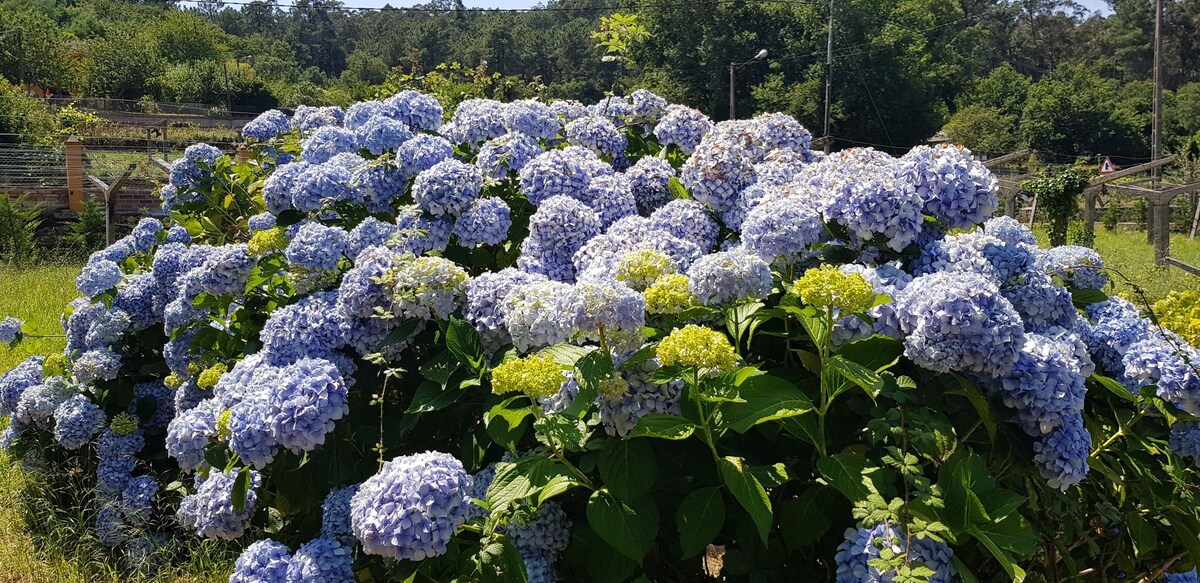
xmin=1 ymin=0 xmax=1200 ymax=160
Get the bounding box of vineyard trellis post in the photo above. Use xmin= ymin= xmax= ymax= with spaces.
xmin=88 ymin=164 xmax=138 ymax=245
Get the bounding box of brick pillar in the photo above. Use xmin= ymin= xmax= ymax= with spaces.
xmin=65 ymin=136 xmax=84 ymax=211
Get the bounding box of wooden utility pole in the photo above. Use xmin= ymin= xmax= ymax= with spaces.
xmin=823 ymin=0 xmax=834 ymax=153
xmin=1152 ymin=0 xmax=1164 ymax=188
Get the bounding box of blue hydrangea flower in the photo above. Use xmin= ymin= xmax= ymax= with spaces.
xmin=505 ymin=100 xmax=560 ymax=140
xmin=0 ymin=356 xmax=42 ymax=417
xmin=52 ymin=394 xmax=106 ymax=450
xmin=358 ymin=115 xmax=413 ymax=156
xmin=114 ymin=274 xmax=161 ymax=330
xmin=739 ymin=194 xmax=826 ymax=264
xmin=629 ymin=89 xmax=667 ymax=125
xmin=913 ymin=231 xmax=1036 ymax=284
xmin=301 ymin=126 xmax=359 ymax=164
xmin=96 ymin=455 xmax=135 ymax=496
xmin=443 ymin=99 xmax=508 ymax=146
xmin=130 ymin=217 xmax=162 ymax=253
xmin=292 ymin=105 xmax=344 ymax=132
xmin=321 ymin=484 xmax=360 ymax=545
xmin=983 ymin=215 xmax=1037 ymax=246
xmin=248 ymin=212 xmax=277 ymax=232
xmin=654 ymin=105 xmax=713 ymax=154
xmin=413 ymin=159 xmax=484 ymax=217
xmin=73 ymin=348 xmax=122 ymax=385
xmin=165 ymin=224 xmax=191 ymax=244
xmin=686 ymin=249 xmax=773 ymax=306
xmin=987 ymin=333 xmax=1087 ymax=437
xmin=1003 ymin=273 xmax=1077 ymax=333
xmin=231 ymin=539 xmax=292 ymax=583
xmin=574 ymin=174 xmax=635 ymax=227
xmin=519 ymin=149 xmax=596 ymax=206
xmin=550 ymin=100 xmax=587 ymax=124
xmin=82 ymin=308 xmax=130 ymax=351
xmin=166 ymin=400 xmax=218 ymax=472
xmin=896 ymin=144 xmax=999 ymax=229
xmin=229 ymin=398 xmax=279 ymax=469
xmin=565 ymin=115 xmax=627 ymax=157
xmin=1038 ymin=245 xmax=1108 ymax=290
xmin=96 ymin=505 xmax=125 ymax=547
xmin=263 ymin=162 xmax=308 ymax=214
xmin=508 ymin=502 xmax=571 ymax=555
xmin=66 ymin=298 xmax=115 ymax=351
xmin=351 ymin=161 xmax=408 ymax=214
xmin=383 ymin=90 xmax=443 ymax=132
xmin=464 ymin=269 xmax=548 ymax=348
xmin=396 ymin=134 xmax=454 ymax=177
xmin=13 ymin=374 xmax=71 ymax=428
xmin=753 ymin=112 xmax=812 ymax=153
xmin=1164 ymin=570 xmax=1200 ymax=583
xmin=179 ymin=244 xmax=255 ymax=298
xmin=453 ymin=197 xmax=512 ymax=248
xmin=343 ymin=100 xmax=385 ymax=130
xmin=170 ymin=143 xmax=222 ymax=190
xmin=243 ymin=110 xmax=291 ymax=141
xmin=834 ymin=523 xmax=956 ymax=583
xmin=394 ymin=209 xmax=453 ymax=256
xmin=896 ymin=271 xmax=1025 ymax=375
xmin=350 ymin=451 xmax=472 ymax=560
xmin=566 ymin=280 xmax=646 ymax=351
xmin=598 ymin=359 xmax=684 ymax=437
xmin=78 ymin=260 xmax=123 ymax=297
xmin=99 ymin=425 xmax=145 ymax=458
xmin=0 ymin=316 xmax=21 ymax=344
xmin=752 ymin=150 xmax=808 ymax=188
xmin=122 ymin=475 xmax=158 ymax=522
xmin=346 ymin=217 xmax=398 ymax=259
xmin=177 ymin=468 xmax=262 ymax=540
xmin=477 ymin=132 xmax=542 ymax=180
xmin=174 ymin=379 xmax=207 ymax=413
xmin=1032 ymin=414 xmax=1091 ymax=490
xmin=1123 ymin=337 xmax=1200 ymax=416
xmin=1171 ymin=422 xmax=1200 ymax=467
xmin=822 ymin=172 xmax=924 ymax=252
xmin=291 ymin=162 xmax=354 ymax=213
xmin=680 ymin=140 xmax=755 ymax=214
xmin=266 ymin=358 xmax=349 ymax=454
xmin=387 ymin=256 xmax=470 ymax=321
xmin=126 ymin=381 xmax=174 ymax=430
xmin=503 ymin=280 xmax=579 ymax=352
xmin=623 ymin=156 xmax=676 ymax=214
xmin=518 ymin=239 xmax=579 ymax=282
xmin=285 ymin=537 xmax=354 ymax=582
xmin=285 ymin=223 xmax=350 ymax=272
xmin=523 ymin=553 xmax=559 ymax=583
xmin=528 ymin=195 xmax=602 ymax=260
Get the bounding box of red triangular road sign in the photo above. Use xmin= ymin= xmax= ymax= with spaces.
xmin=1100 ymin=157 xmax=1117 ymax=174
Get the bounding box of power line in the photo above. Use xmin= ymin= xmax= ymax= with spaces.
xmin=186 ymin=0 xmax=827 ymax=13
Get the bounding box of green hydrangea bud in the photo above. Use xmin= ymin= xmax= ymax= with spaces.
xmin=491 ymin=354 xmax=565 ymax=399
xmin=197 ymin=363 xmax=227 ymax=390
xmin=791 ymin=265 xmax=875 ymax=314
xmin=248 ymin=226 xmax=288 ymax=257
xmin=615 ymin=250 xmax=677 ymax=292
xmin=42 ymin=354 xmax=68 ymax=377
xmin=656 ymin=324 xmax=738 ymax=373
xmin=645 ymin=274 xmax=697 ymax=315
xmin=110 ymin=412 xmax=140 ymax=436
xmin=596 ymin=375 xmax=630 ymax=400
xmin=216 ymin=409 xmax=233 ymax=441
xmin=164 ymin=372 xmax=184 ymax=389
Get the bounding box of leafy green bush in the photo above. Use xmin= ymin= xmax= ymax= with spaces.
xmin=0 ymin=195 xmax=42 ymax=266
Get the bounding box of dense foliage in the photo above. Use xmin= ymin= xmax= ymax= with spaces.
xmin=5 ymin=90 xmax=1200 ymax=583
xmin=4 ymin=0 xmax=1200 ymax=158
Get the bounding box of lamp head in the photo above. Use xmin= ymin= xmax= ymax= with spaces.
xmin=754 ymin=49 xmax=769 ymax=60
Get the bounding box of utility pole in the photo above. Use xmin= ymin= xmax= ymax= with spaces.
xmin=823 ymin=0 xmax=834 ymax=152
xmin=1152 ymin=0 xmax=1163 ymax=188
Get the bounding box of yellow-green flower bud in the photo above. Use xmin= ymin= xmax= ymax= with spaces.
xmin=597 ymin=376 xmax=630 ymax=400
xmin=42 ymin=354 xmax=68 ymax=377
xmin=491 ymin=354 xmax=565 ymax=399
xmin=645 ymin=274 xmax=697 ymax=315
xmin=197 ymin=363 xmax=228 ymax=390
xmin=615 ymin=250 xmax=677 ymax=292
xmin=110 ymin=413 xmax=140 ymax=436
xmin=791 ymin=265 xmax=875 ymax=313
xmin=248 ymin=227 xmax=288 ymax=257
xmin=164 ymin=372 xmax=184 ymax=389
xmin=656 ymin=324 xmax=738 ymax=373
xmin=216 ymin=409 xmax=232 ymax=441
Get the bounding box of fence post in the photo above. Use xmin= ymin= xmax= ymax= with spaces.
xmin=235 ymin=145 xmax=249 ymax=165
xmin=1152 ymin=196 xmax=1171 ymax=265
xmin=1083 ymin=187 xmax=1099 ymax=242
xmin=65 ymin=136 xmax=84 ymax=212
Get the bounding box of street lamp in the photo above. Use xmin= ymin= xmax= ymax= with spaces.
xmin=729 ymin=49 xmax=768 ymax=120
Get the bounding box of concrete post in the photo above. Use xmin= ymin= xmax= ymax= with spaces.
xmin=1152 ymin=197 xmax=1172 ymax=265
xmin=1083 ymin=187 xmax=1099 ymax=244
xmin=65 ymin=136 xmax=84 ymax=212
xmin=235 ymin=145 xmax=249 ymax=165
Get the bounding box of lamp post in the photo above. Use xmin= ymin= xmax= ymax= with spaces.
xmin=728 ymin=49 xmax=768 ymax=120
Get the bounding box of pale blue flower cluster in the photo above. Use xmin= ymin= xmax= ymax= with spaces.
xmin=565 ymin=115 xmax=626 ymax=156
xmin=0 ymin=316 xmax=21 ymax=344
xmin=503 ymin=280 xmax=580 ymax=351
xmin=741 ymin=193 xmax=825 ymax=263
xmin=508 ymin=501 xmax=572 ymax=555
xmin=291 ymin=161 xmax=354 ymax=212
xmin=477 ymin=132 xmax=542 ymax=180
xmin=465 ymin=269 xmax=548 ymax=348
xmin=166 ymin=401 xmax=218 ymax=472
xmin=358 ymin=115 xmax=413 ymax=155
xmin=681 ymin=140 xmax=755 ymax=214
xmin=301 ymin=126 xmax=359 ymax=164
xmin=686 ymin=249 xmax=773 ymax=306
xmin=896 ymin=272 xmax=1024 ymax=375
xmin=77 ymin=259 xmax=123 ymax=297
xmin=453 ymin=197 xmax=512 ymax=248
xmin=130 ymin=382 xmax=174 ymax=430
xmin=896 ymin=144 xmax=999 ymax=228
xmin=292 ymin=105 xmax=344 ymax=132
xmin=242 ymin=109 xmax=291 ymax=141
xmin=413 ymin=159 xmax=484 ymax=217
xmin=520 ymin=195 xmax=602 ymax=281
xmin=114 ymin=274 xmax=161 ymax=330
xmin=286 ymin=537 xmax=355 ymax=582
xmin=567 ymin=280 xmax=646 ymax=351
xmin=396 ymin=134 xmax=453 ymax=176
xmin=395 ymin=208 xmax=453 ymax=256
xmin=835 ymin=523 xmax=956 ymax=583
xmin=386 ymin=90 xmax=443 ymax=132
xmin=177 ymin=468 xmax=262 ymax=539
xmin=350 ymin=451 xmax=472 ymax=560
xmin=654 ymin=105 xmax=713 ymax=154
xmin=443 ymin=99 xmax=508 ymax=146
xmin=285 ymin=223 xmax=350 ymax=272
xmin=321 ymin=484 xmax=360 ymax=545
xmin=1038 ymin=245 xmax=1108 ymax=290
xmin=649 ymin=199 xmax=720 ymax=253
xmin=504 ymin=100 xmax=560 ymax=140
xmin=623 ymin=156 xmax=676 ymax=214
xmin=230 ymin=539 xmax=292 ymax=583
xmin=170 ymin=143 xmax=222 ymax=191
xmin=52 ymin=394 xmax=106 ymax=449
xmin=519 ymin=148 xmax=596 ymax=206
xmin=598 ymin=359 xmax=683 ymax=437
xmin=0 ymin=356 xmax=42 ymax=417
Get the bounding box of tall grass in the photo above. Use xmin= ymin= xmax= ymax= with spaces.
xmin=0 ymin=265 xmax=78 ymax=371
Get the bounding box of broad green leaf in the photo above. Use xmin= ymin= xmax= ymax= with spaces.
xmin=784 ymin=304 xmax=829 ymax=349
xmin=629 ymin=414 xmax=696 ymax=440
xmin=446 ymin=317 xmax=485 ymax=372
xmin=534 ymin=415 xmax=591 ymax=452
xmin=817 ymin=453 xmax=874 ymax=503
xmin=419 ymin=350 xmax=460 ymax=387
xmin=718 ymin=456 xmax=773 ymax=545
xmin=676 ymin=487 xmax=725 ymax=558
xmin=1089 ymin=373 xmax=1137 ymax=402
xmin=778 ymin=412 xmax=822 ymax=447
xmin=952 ymin=556 xmax=981 ymax=583
xmin=836 ymin=335 xmax=904 ymax=374
xmin=825 ymin=354 xmax=884 ymax=399
xmin=477 ymin=540 xmax=528 ymax=583
xmin=538 ymin=474 xmax=582 ymax=505
xmin=485 ymin=398 xmax=534 ymax=452
xmin=722 ymin=374 xmax=813 ymax=433
xmin=725 ymin=301 xmax=765 ymax=352
xmin=667 ymin=177 xmax=691 ymax=200
xmin=619 ymin=343 xmax=659 ymax=371
xmin=1125 ymin=512 xmax=1158 ymax=557
xmin=969 ymin=517 xmax=1036 ymax=582
xmin=947 ymin=373 xmax=997 ymax=440
xmin=539 ymin=343 xmax=593 ymax=367
xmin=749 ymin=463 xmax=791 ymax=488
xmin=1170 ymin=512 xmax=1200 ymax=567
xmin=599 ymin=438 xmax=657 ymax=501
xmin=406 ymin=379 xmax=471 ymax=414
xmin=575 ymin=349 xmax=615 ymax=392
xmin=586 ymin=490 xmax=659 ymax=562
xmin=1070 ymin=287 xmax=1108 ymax=308
xmin=487 ymin=457 xmax=574 ymax=511
xmin=778 ymin=487 xmax=833 ymax=550
xmin=231 ymin=467 xmax=250 ymax=513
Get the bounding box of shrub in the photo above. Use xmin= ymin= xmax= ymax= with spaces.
xmin=61 ymin=199 xmax=107 ymax=259
xmin=3 ymin=91 xmax=1200 ymax=583
xmin=1101 ymin=198 xmax=1120 ymax=230
xmin=0 ymin=195 xmax=41 ymax=266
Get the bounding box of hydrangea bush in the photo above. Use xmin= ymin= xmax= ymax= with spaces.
xmin=4 ymin=90 xmax=1200 ymax=583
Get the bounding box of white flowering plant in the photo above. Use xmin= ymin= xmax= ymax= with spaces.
xmin=3 ymin=89 xmax=1200 ymax=583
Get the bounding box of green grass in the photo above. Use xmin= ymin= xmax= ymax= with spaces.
xmin=0 ymin=265 xmax=79 ymax=371
xmin=1037 ymin=228 xmax=1200 ymax=305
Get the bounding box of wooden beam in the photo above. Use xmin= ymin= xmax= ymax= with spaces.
xmin=1165 ymin=257 xmax=1200 ymax=277
xmin=1088 ymin=155 xmax=1177 ymax=187
xmin=811 ymin=135 xmax=832 ymax=150
xmin=983 ymin=149 xmax=1031 ymax=168
xmin=88 ymin=175 xmax=108 ymax=191
xmin=1109 ymin=181 xmax=1200 ymax=200
xmin=151 ymin=157 xmax=172 ymax=173
xmin=108 ymin=164 xmax=138 ymax=195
